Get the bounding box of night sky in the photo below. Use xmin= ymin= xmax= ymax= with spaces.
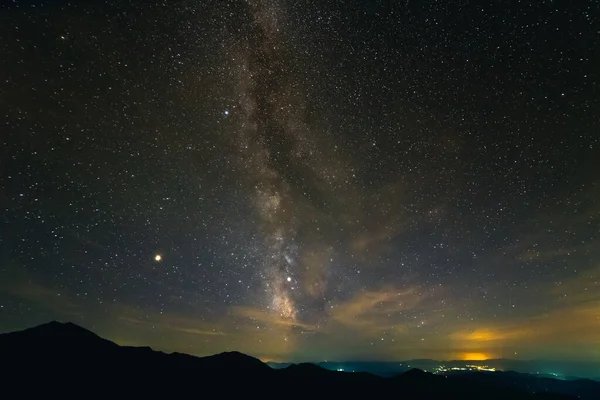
xmin=1 ymin=0 xmax=599 ymax=363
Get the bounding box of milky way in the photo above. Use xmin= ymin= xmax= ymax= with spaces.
xmin=231 ymin=0 xmax=350 ymax=325
xmin=231 ymin=0 xmax=300 ymax=322
xmin=1 ymin=0 xmax=599 ymax=362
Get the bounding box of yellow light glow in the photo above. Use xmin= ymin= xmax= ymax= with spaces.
xmin=461 ymin=352 xmax=489 ymax=361
xmin=466 ymin=330 xmax=495 ymax=341
xmin=154 ymin=254 xmax=162 ymax=262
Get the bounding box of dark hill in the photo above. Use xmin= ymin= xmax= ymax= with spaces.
xmin=0 ymin=320 xmax=119 ymax=360
xmin=0 ymin=322 xmax=588 ymax=399
xmin=192 ymin=350 xmax=271 ymax=372
xmin=445 ymin=370 xmax=600 ymax=399
xmin=1 ymin=320 xmax=110 ymax=344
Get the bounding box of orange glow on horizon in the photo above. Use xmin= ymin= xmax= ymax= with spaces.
xmin=460 ymin=352 xmax=489 ymax=361
xmin=465 ymin=330 xmax=495 ymax=341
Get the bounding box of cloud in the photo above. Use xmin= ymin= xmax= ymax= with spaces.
xmin=118 ymin=314 xmax=227 ymax=337
xmin=451 ymin=303 xmax=600 ymax=355
xmin=298 ymin=244 xmax=332 ymax=299
xmin=451 ymin=327 xmax=533 ymax=344
xmin=107 ymin=305 xmax=305 ymax=360
xmin=350 ymin=228 xmax=396 ymax=258
xmin=231 ymin=305 xmax=318 ymax=331
xmin=330 ymin=286 xmax=428 ymax=332
xmin=0 ymin=279 xmax=81 ymax=317
xmin=4 ymin=265 xmax=598 ymax=362
xmin=517 ymin=238 xmax=600 ymax=263
xmin=449 ymin=267 xmax=600 ymax=358
xmin=551 ymin=265 xmax=600 ymax=305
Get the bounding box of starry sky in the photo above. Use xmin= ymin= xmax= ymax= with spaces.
xmin=1 ymin=0 xmax=599 ymax=363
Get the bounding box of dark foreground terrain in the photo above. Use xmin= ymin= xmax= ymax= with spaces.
xmin=1 ymin=322 xmax=598 ymax=399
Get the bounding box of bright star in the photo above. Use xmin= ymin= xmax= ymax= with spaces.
xmin=154 ymin=254 xmax=162 ymax=262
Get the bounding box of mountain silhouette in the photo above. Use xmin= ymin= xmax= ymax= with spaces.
xmin=0 ymin=320 xmax=118 ymax=361
xmin=445 ymin=369 xmax=600 ymax=399
xmin=1 ymin=321 xmax=595 ymax=399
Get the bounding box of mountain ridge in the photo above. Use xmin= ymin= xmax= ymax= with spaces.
xmin=1 ymin=321 xmax=597 ymax=399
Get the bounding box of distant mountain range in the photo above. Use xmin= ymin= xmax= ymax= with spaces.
xmin=268 ymin=358 xmax=600 ymax=380
xmin=1 ymin=321 xmax=598 ymax=399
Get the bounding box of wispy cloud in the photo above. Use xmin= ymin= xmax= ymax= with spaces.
xmin=449 ymin=267 xmax=600 ymax=357
xmin=231 ymin=305 xmax=317 ymax=331
xmin=328 ymin=286 xmax=440 ymax=337
xmin=0 ymin=279 xmax=82 ymax=317
xmin=117 ymin=314 xmax=227 ymax=337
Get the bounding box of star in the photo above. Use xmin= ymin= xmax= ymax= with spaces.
xmin=1 ymin=0 xmax=598 ymax=368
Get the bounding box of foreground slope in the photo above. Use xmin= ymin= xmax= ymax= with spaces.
xmin=0 ymin=321 xmax=591 ymax=399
